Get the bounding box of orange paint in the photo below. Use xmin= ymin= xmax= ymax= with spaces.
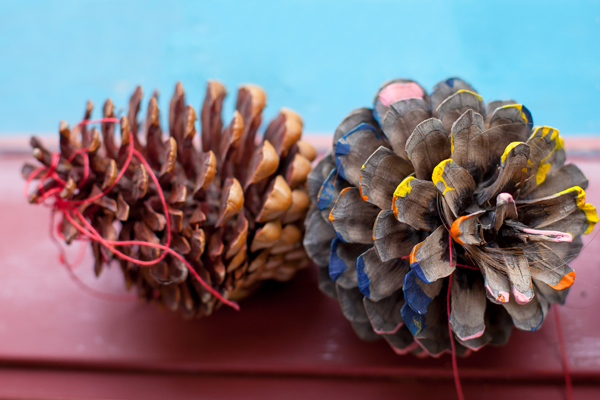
xmin=497 ymin=294 xmax=506 ymax=302
xmin=358 ymin=182 xmax=369 ymax=201
xmin=339 ymin=187 xmax=351 ymax=197
xmin=450 ymin=216 xmax=469 ymax=245
xmin=549 ymin=271 xmax=576 ymax=290
xmin=328 ymin=210 xmax=334 ymax=222
xmin=409 ymin=242 xmax=423 ymax=265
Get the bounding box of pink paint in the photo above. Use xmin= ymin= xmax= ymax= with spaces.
xmin=485 ymin=285 xmax=494 ymax=297
xmin=458 ymin=327 xmax=486 ymax=341
xmin=497 ymin=192 xmax=515 ymax=204
xmin=373 ymin=322 xmax=404 ymax=335
xmin=485 ymin=285 xmax=509 ymax=303
xmin=414 ymin=337 xmax=451 ymax=359
xmin=498 ymin=291 xmax=510 ymax=303
xmin=513 ymin=286 xmax=534 ymax=305
xmin=390 ymin=341 xmax=419 ymax=356
xmin=378 ymin=82 xmax=424 ymax=106
xmin=462 ymin=340 xmax=488 ymax=352
xmin=523 ymin=228 xmax=573 ymax=243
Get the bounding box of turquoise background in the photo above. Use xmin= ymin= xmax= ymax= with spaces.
xmin=1 ymin=0 xmax=600 ymax=136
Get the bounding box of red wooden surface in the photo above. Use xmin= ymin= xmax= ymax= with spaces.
xmin=2 ymin=153 xmax=600 ymax=399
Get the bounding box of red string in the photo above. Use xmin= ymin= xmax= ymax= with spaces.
xmin=456 ymin=263 xmax=478 ymax=271
xmin=49 ymin=209 xmax=136 ymax=302
xmin=77 ymin=117 xmax=120 ymax=126
xmin=25 ymin=117 xmax=239 ymax=311
xmin=447 ymin=234 xmax=465 ymax=400
xmin=444 ymin=241 xmax=572 ymax=400
xmin=405 ymin=240 xmax=472 ymax=400
xmin=554 ymin=306 xmax=574 ymax=400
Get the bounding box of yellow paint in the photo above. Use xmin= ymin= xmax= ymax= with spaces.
xmin=521 ymin=168 xmax=528 ymax=173
xmin=456 ymin=89 xmax=483 ymax=101
xmin=541 ymin=126 xmax=552 ymax=138
xmin=393 ymin=176 xmax=415 ymax=198
xmin=556 ymin=186 xmax=586 ymax=208
xmin=528 ymin=126 xmax=558 ymax=144
xmin=542 ymin=126 xmax=558 ymax=140
xmin=500 ymin=104 xmax=528 ymax=124
xmin=535 ymin=163 xmax=552 ymax=185
xmin=549 ymin=271 xmax=576 ymax=291
xmin=412 ymin=316 xmax=422 ymax=334
xmin=500 ymin=142 xmax=524 ymax=164
xmin=432 ymin=159 xmax=455 ymax=195
xmin=555 ymin=187 xmax=597 ymax=234
xmin=391 ymin=175 xmax=415 ymax=218
xmin=450 ymin=131 xmax=454 ymax=154
xmin=581 ymin=203 xmax=598 ymax=234
xmin=527 ymin=126 xmax=562 ymax=186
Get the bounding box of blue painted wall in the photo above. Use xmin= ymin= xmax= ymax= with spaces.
xmin=1 ymin=0 xmax=599 ymax=136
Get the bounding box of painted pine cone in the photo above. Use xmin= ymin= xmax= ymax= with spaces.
xmin=304 ymin=77 xmax=598 ymax=357
xmin=24 ymin=81 xmax=315 ymax=318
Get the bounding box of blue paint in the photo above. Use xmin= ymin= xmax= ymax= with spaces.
xmin=521 ymin=104 xmax=534 ymax=131
xmin=403 ymin=270 xmax=433 ymax=315
xmin=401 ymin=301 xmax=426 ymax=337
xmin=531 ymin=318 xmax=544 ymax=332
xmin=372 ymin=98 xmax=384 ymax=124
xmin=356 ymin=251 xmax=370 ymax=298
xmin=334 ymin=122 xmax=380 ymax=179
xmin=530 ymin=310 xmax=545 ymax=332
xmin=328 ymin=238 xmax=346 ymax=281
xmin=334 ymin=229 xmax=347 ymax=243
xmin=409 ymin=259 xmax=431 ymax=284
xmin=334 ymin=142 xmax=350 ymax=180
xmin=2 ymin=1 xmax=600 ymax=136
xmin=317 ymin=169 xmax=338 ymax=211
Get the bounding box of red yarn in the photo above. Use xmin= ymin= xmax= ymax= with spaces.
xmin=24 ymin=117 xmax=239 ymax=311
xmin=447 ymin=234 xmax=465 ymax=400
xmin=554 ymin=306 xmax=574 ymax=400
xmin=446 ymin=237 xmax=573 ymax=400
xmin=456 ymin=263 xmax=478 ymax=271
xmin=49 ymin=209 xmax=136 ymax=302
xmin=77 ymin=117 xmax=120 ymax=126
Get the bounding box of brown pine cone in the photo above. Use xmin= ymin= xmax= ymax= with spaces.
xmin=23 ymin=81 xmax=315 ymax=318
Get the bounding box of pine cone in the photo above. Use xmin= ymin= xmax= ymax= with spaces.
xmin=23 ymin=81 xmax=315 ymax=318
xmin=304 ymin=77 xmax=598 ymax=356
